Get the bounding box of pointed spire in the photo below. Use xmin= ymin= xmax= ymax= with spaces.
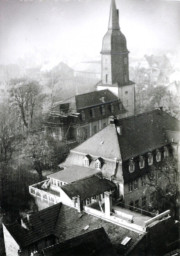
xmin=108 ymin=0 xmax=120 ymax=30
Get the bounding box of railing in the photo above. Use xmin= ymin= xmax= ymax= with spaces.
xmin=144 ymin=210 xmax=170 ymax=227
xmin=29 ymin=184 xmax=61 ymax=205
xmin=116 ymin=202 xmax=156 ymax=217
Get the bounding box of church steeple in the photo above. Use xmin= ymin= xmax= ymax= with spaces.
xmin=108 ymin=0 xmax=120 ymax=30
xmin=98 ymin=0 xmax=135 ymax=117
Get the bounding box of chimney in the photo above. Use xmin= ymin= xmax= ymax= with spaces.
xmin=104 ymin=191 xmax=112 ymax=216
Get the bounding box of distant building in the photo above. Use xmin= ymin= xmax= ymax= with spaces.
xmin=45 ymin=89 xmax=126 ymax=143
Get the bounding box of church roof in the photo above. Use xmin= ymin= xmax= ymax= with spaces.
xmin=75 ymin=89 xmax=119 ymax=110
xmin=70 ymin=109 xmax=180 ymax=162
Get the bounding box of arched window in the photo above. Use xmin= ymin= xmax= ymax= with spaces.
xmin=129 ymin=159 xmax=135 ymax=173
xmin=148 ymin=153 xmax=153 ymax=166
xmin=139 ymin=156 xmax=145 ymax=169
xmin=164 ymin=146 xmax=169 ymax=158
xmin=156 ymin=150 xmax=161 ymax=162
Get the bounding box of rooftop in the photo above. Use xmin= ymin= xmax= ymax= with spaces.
xmin=47 ymin=165 xmax=100 ymax=183
xmin=41 ymin=227 xmax=117 ymax=256
xmin=61 ymin=175 xmax=116 ymax=200
xmin=71 ymin=109 xmax=180 ymax=162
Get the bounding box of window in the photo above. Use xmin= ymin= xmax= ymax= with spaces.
xmin=142 ymin=196 xmax=146 ymax=208
xmin=125 ymin=91 xmax=128 ymax=95
xmin=93 ymin=125 xmax=97 ymax=134
xmin=148 ymin=153 xmax=153 ymax=166
xmin=81 ymin=110 xmax=85 ymax=121
xmin=139 ymin=156 xmax=145 ymax=169
xmin=106 ymin=74 xmax=108 ymax=83
xmin=128 ymin=182 xmax=133 ymax=192
xmin=124 ymin=57 xmax=128 ymax=65
xmin=133 ymin=179 xmax=138 ymax=190
xmin=119 ymin=102 xmax=123 ymax=111
xmin=156 ymin=150 xmax=161 ymax=162
xmin=90 ymin=108 xmax=95 ymax=118
xmin=95 ymin=158 xmax=102 ymax=169
xmin=110 ymin=103 xmax=114 ymax=113
xmin=84 ymin=155 xmax=90 ymax=167
xmin=101 ymin=105 xmax=105 ymax=115
xmin=164 ymin=146 xmax=169 ymax=158
xmin=129 ymin=159 xmax=135 ymax=173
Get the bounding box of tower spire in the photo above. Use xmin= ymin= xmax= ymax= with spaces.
xmin=108 ymin=0 xmax=120 ymax=30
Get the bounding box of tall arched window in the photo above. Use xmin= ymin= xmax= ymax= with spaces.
xmin=139 ymin=156 xmax=145 ymax=169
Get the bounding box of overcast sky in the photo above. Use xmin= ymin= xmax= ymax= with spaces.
xmin=0 ymin=0 xmax=180 ymax=68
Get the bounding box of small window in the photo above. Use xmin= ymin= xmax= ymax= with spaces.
xmin=129 ymin=159 xmax=135 ymax=173
xmin=128 ymin=182 xmax=133 ymax=192
xmin=110 ymin=103 xmax=114 ymax=113
xmin=124 ymin=57 xmax=128 ymax=65
xmin=106 ymin=74 xmax=108 ymax=83
xmin=156 ymin=150 xmax=161 ymax=162
xmin=148 ymin=153 xmax=153 ymax=166
xmin=93 ymin=125 xmax=97 ymax=134
xmin=119 ymin=102 xmax=123 ymax=111
xmin=164 ymin=146 xmax=169 ymax=158
xmin=90 ymin=108 xmax=95 ymax=118
xmin=139 ymin=156 xmax=145 ymax=169
xmin=133 ymin=179 xmax=138 ymax=190
xmin=101 ymin=105 xmax=105 ymax=115
xmin=125 ymin=91 xmax=128 ymax=95
xmin=81 ymin=110 xmax=85 ymax=121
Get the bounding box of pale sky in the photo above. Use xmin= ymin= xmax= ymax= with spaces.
xmin=0 ymin=0 xmax=180 ymax=68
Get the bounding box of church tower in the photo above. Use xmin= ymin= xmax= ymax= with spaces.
xmin=97 ymin=0 xmax=135 ymax=117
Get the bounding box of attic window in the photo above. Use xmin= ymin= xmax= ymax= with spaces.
xmin=129 ymin=159 xmax=135 ymax=173
xmin=90 ymin=108 xmax=95 ymax=118
xmin=163 ymin=146 xmax=169 ymax=158
xmin=81 ymin=110 xmax=85 ymax=121
xmin=139 ymin=156 xmax=145 ymax=169
xmin=84 ymin=155 xmax=91 ymax=167
xmin=156 ymin=150 xmax=161 ymax=162
xmin=148 ymin=153 xmax=153 ymax=166
xmin=95 ymin=158 xmax=102 ymax=170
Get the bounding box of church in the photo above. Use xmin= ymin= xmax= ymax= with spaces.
xmin=45 ymin=0 xmax=135 ymax=143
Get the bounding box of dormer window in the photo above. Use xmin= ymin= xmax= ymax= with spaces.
xmin=129 ymin=159 xmax=135 ymax=173
xmin=95 ymin=158 xmax=103 ymax=170
xmin=101 ymin=105 xmax=105 ymax=116
xmin=81 ymin=110 xmax=85 ymax=121
xmin=164 ymin=146 xmax=169 ymax=158
xmin=90 ymin=108 xmax=95 ymax=118
xmin=148 ymin=153 xmax=153 ymax=166
xmin=156 ymin=150 xmax=161 ymax=162
xmin=83 ymin=155 xmax=91 ymax=167
xmin=139 ymin=156 xmax=145 ymax=169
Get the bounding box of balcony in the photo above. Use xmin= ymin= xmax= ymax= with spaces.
xmin=29 ymin=180 xmax=61 ymax=205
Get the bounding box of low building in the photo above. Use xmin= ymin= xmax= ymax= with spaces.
xmin=44 ymin=89 xmax=126 ymax=143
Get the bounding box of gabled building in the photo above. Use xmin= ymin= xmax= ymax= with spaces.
xmin=45 ymin=89 xmax=126 ymax=143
